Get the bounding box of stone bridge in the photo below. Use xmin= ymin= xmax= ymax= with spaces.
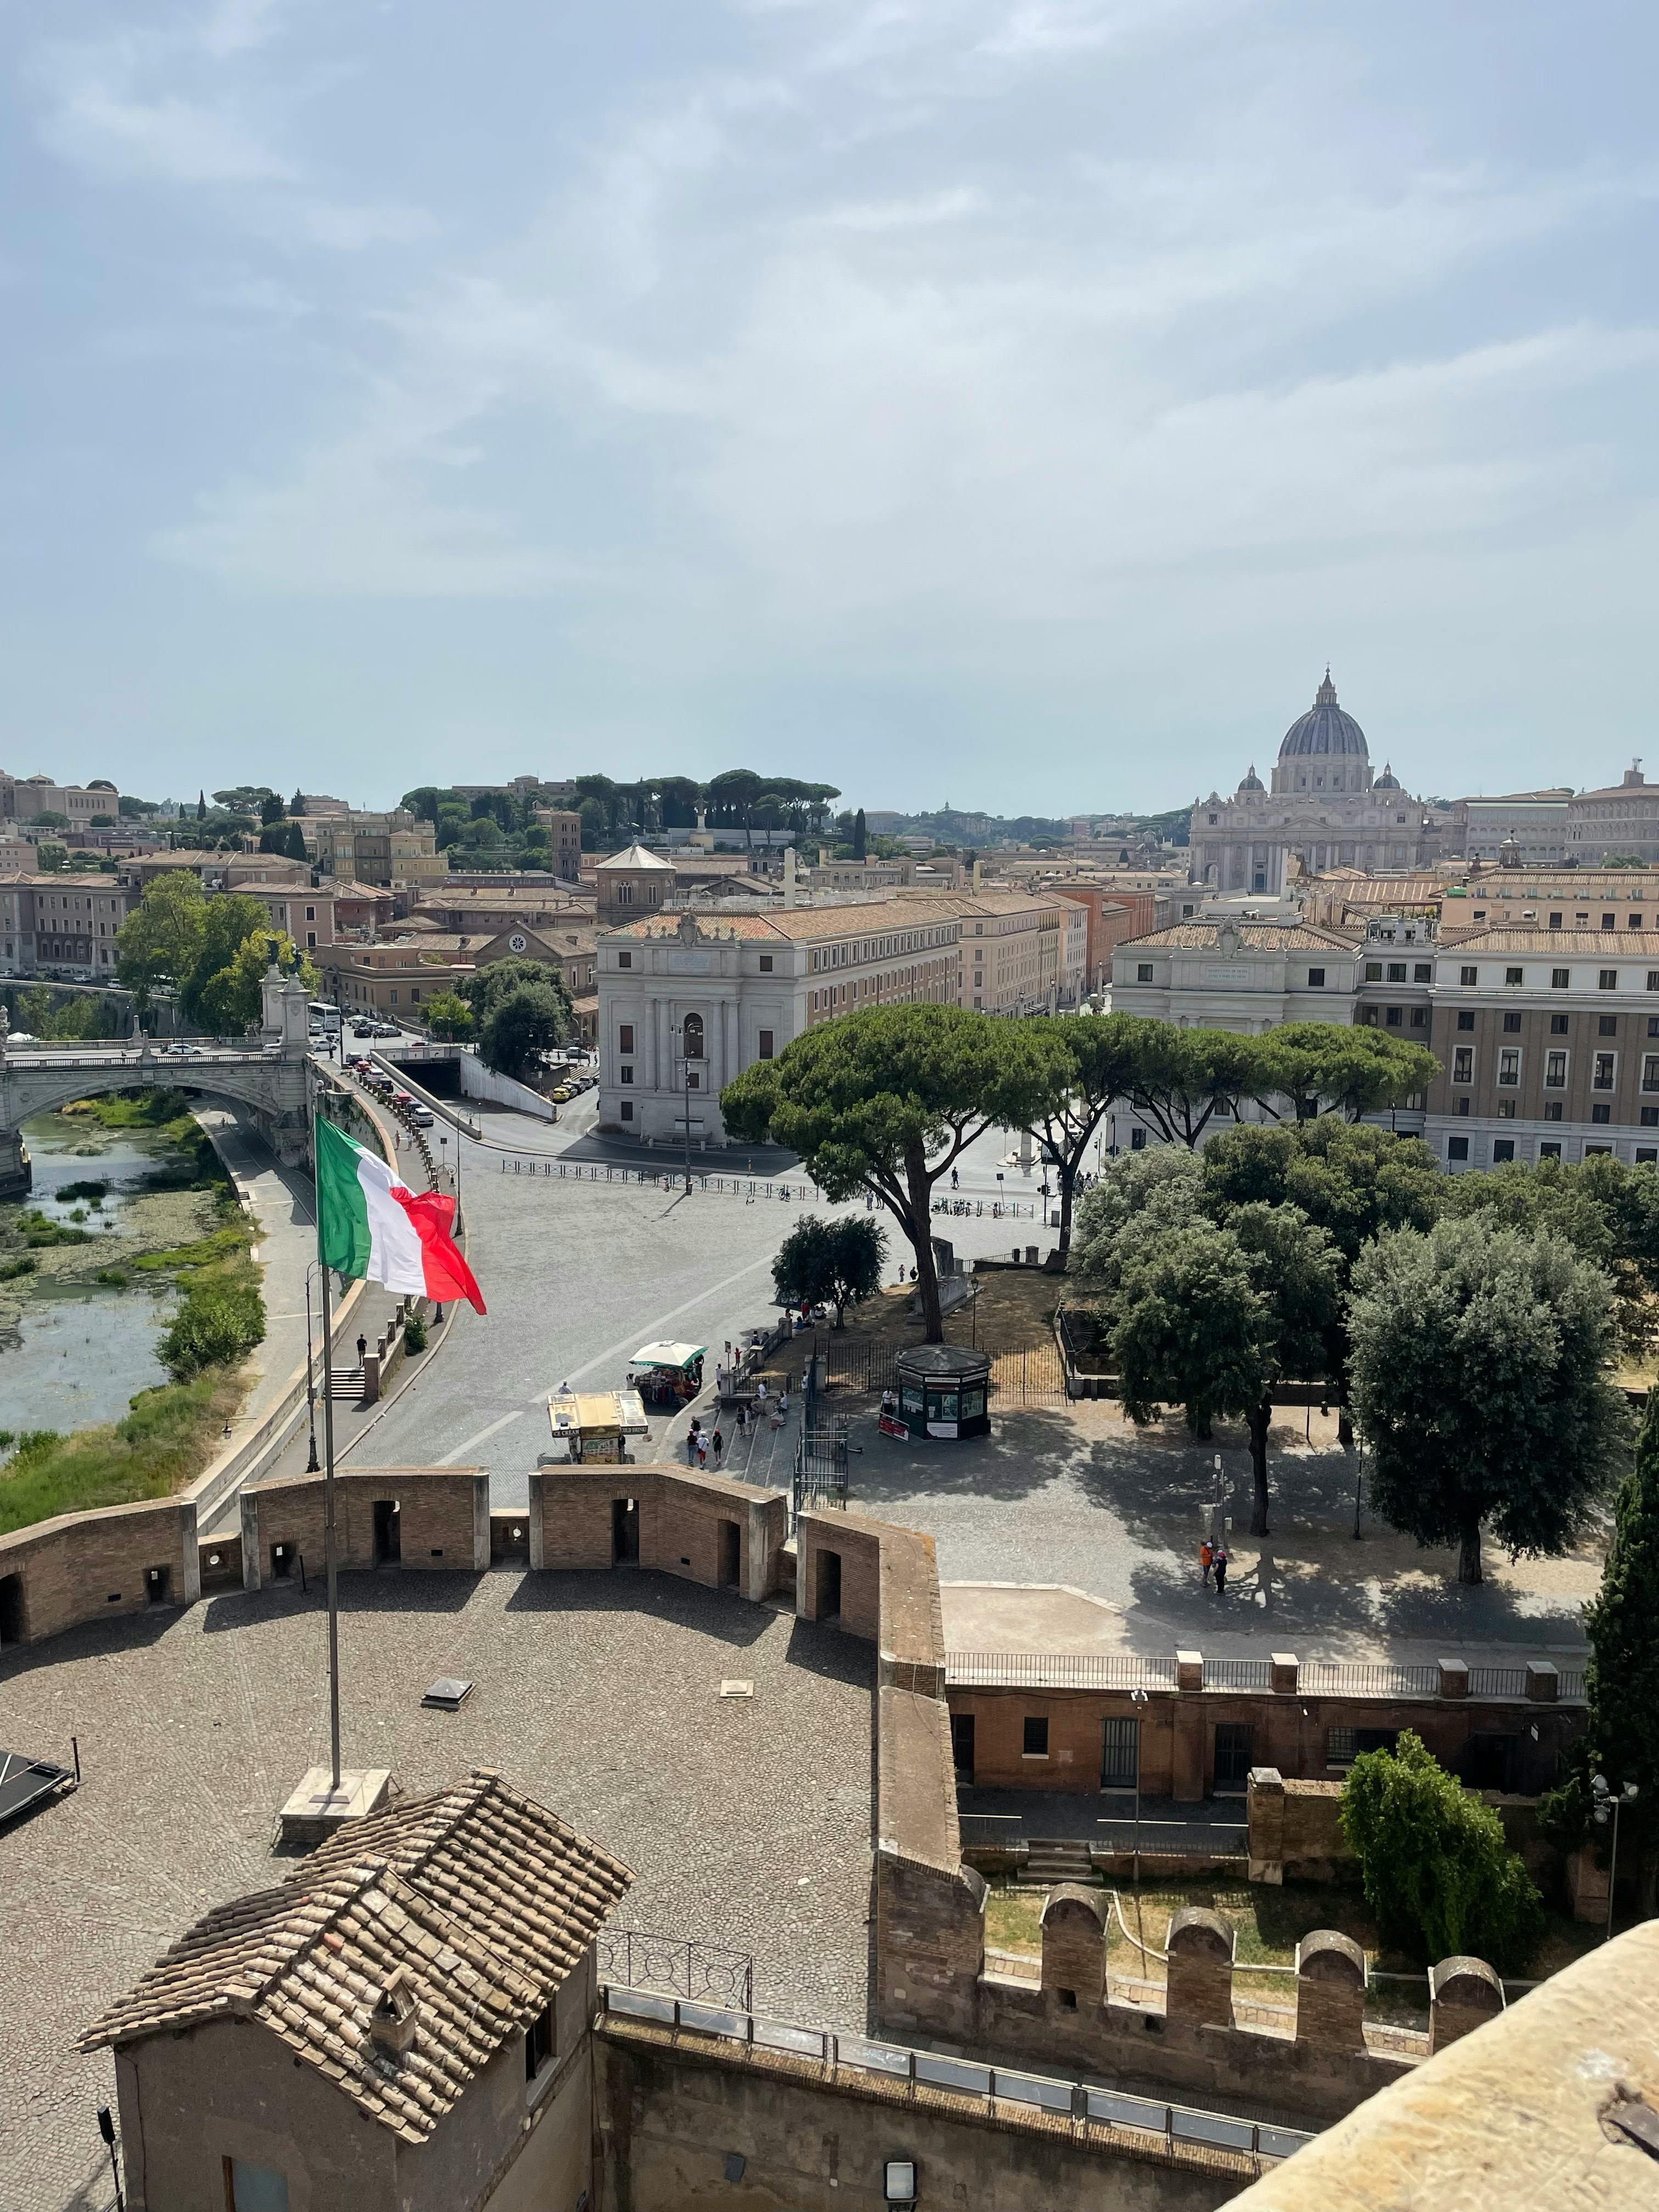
xmin=0 ymin=963 xmax=315 ymax=1199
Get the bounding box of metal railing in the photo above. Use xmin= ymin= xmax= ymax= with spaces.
xmin=946 ymin=1651 xmax=1180 ymax=1690
xmin=1298 ymin=1660 xmax=1441 ymax=1698
xmin=597 ymin=1984 xmax=1313 ymax=2164
xmin=1467 ymin=1666 xmax=1529 ymax=1700
xmin=1204 ymin=1657 xmax=1273 ymax=1691
xmin=1558 ymin=1669 xmax=1587 ymax=1702
xmin=595 ymin=1929 xmax=753 ymax=2012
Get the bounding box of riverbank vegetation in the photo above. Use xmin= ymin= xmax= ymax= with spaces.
xmin=0 ymin=1089 xmax=267 ymax=1531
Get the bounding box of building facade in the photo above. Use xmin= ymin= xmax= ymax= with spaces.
xmin=596 ymin=902 xmax=964 ymax=1143
xmin=1409 ymin=927 xmax=1659 ymax=1171
xmin=1565 ymin=765 xmax=1659 ymax=866
xmin=0 ymin=773 xmax=123 ymax=828
xmin=0 ymin=875 xmax=135 ymax=978
xmin=1189 ymin=675 xmax=1435 ymax=894
xmin=1451 ymin=791 xmax=1572 ymax=865
xmin=306 ymin=811 xmax=448 ymax=889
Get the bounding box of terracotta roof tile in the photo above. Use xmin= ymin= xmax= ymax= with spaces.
xmin=78 ymin=1771 xmax=631 ymax=2143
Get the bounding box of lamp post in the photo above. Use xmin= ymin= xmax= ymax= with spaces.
xmin=1130 ymin=1687 xmax=1149 ymax=1888
xmin=304 ymin=1263 xmax=320 ymax=1472
xmin=1591 ymin=1774 xmax=1640 ymax=1943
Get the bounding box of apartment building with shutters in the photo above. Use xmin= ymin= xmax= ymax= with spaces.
xmin=1408 ymin=927 xmax=1659 ymax=1171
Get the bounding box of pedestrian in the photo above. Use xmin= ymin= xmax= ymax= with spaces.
xmin=951 ymin=1167 xmax=960 ymax=1190
xmin=1214 ymin=1545 xmax=1229 ymax=1596
xmin=777 ymin=1387 xmax=788 ymax=1418
xmin=356 ymin=1333 xmax=368 ymax=1364
xmin=686 ymin=1420 xmax=699 ymax=1466
xmin=755 ymin=1378 xmax=768 ymax=1407
xmin=1200 ymin=1538 xmax=1213 ymax=1587
xmin=712 ymin=1427 xmax=724 ymax=1468
xmin=736 ymin=1400 xmax=748 ymax=1435
xmin=697 ymin=1431 xmax=708 ymax=1469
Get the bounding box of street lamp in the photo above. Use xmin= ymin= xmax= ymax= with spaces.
xmin=1591 ymin=1774 xmax=1639 ymax=1943
xmin=1130 ymin=1687 xmax=1149 ymax=1888
xmin=304 ymin=1263 xmax=320 ymax=1472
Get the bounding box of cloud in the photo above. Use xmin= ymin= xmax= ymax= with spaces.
xmin=38 ymin=55 xmax=294 ymax=184
xmin=292 ymin=200 xmax=439 ymax=251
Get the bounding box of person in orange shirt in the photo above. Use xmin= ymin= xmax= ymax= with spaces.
xmin=1199 ymin=1539 xmax=1214 ymax=1587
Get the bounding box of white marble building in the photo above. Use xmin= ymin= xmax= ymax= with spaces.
xmin=1189 ymin=674 xmax=1435 ymax=894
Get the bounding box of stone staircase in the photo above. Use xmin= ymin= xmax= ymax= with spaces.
xmin=1020 ymin=1838 xmax=1094 ymax=1885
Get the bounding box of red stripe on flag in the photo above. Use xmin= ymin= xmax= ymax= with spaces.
xmin=390 ymin=1187 xmax=487 ymax=1313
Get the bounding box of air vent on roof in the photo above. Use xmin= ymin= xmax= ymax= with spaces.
xmin=421 ymin=1677 xmax=473 ymax=1711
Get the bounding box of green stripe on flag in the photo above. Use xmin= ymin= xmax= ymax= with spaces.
xmin=315 ymin=1114 xmax=373 ymax=1279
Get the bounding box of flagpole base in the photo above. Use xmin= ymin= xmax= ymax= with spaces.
xmin=276 ymin=1765 xmax=393 ymax=1849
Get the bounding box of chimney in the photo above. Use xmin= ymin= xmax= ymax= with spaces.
xmin=783 ymin=847 xmax=797 ymax=908
xmin=368 ymin=1967 xmax=420 ymax=2061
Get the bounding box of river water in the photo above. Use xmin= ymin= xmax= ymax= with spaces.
xmin=0 ymin=1114 xmax=179 ymax=1435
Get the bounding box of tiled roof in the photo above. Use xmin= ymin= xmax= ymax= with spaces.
xmin=611 ymin=894 xmax=972 ymax=944
xmin=78 ymin=1770 xmax=631 ymax=2143
xmin=1434 ymin=927 xmax=1659 ymax=956
xmin=1121 ymin=922 xmax=1360 ymax=953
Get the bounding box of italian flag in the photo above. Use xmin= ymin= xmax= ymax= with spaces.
xmin=315 ymin=1115 xmax=486 ymax=1312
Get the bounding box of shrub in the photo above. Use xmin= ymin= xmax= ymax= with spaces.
xmin=1340 ymin=1730 xmax=1544 ymax=1972
xmin=157 ymin=1274 xmax=266 ymax=1382
xmin=403 ymin=1312 xmax=428 ymax=1355
xmin=0 ymin=1255 xmax=37 ymax=1281
xmin=95 ymin=1267 xmax=129 ymax=1288
xmin=58 ymin=1180 xmax=109 ymax=1204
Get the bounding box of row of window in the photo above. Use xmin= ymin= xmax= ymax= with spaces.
xmin=1464 ymin=965 xmax=1659 ymax=991
xmin=1451 ymin=1046 xmax=1659 ymax=1090
xmin=1449 ymin=1135 xmax=1659 ymax=1166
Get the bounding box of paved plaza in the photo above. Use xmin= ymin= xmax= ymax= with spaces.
xmin=0 ymin=1568 xmax=872 ymax=2212
xmin=840 ymin=1401 xmax=1600 ymax=1666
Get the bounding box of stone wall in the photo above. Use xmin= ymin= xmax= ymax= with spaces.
xmin=949 ymin=1673 xmax=1584 ymax=1798
xmin=0 ymin=1497 xmax=201 ymax=1646
xmin=595 ymin=2014 xmax=1250 ymax=2212
xmin=529 ymin=1463 xmax=787 ymax=1606
xmin=239 ymin=1468 xmax=490 ymax=1589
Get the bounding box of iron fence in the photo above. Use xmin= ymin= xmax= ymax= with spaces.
xmin=595 ymin=1929 xmax=753 ymax=2012
xmin=1297 ymin=1660 xmax=1441 ymax=1699
xmin=792 ymin=1424 xmax=849 ymax=1528
xmin=597 ymin=1985 xmax=1314 ymax=2162
xmin=946 ymin=1651 xmax=1180 ymax=1690
xmin=1467 ymin=1666 xmax=1529 ymax=1700
xmin=1203 ymin=1658 xmax=1273 ymax=1691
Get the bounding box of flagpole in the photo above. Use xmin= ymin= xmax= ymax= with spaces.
xmin=315 ymin=1109 xmax=342 ymax=1794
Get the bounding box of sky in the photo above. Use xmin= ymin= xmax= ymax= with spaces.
xmin=2 ymin=1 xmax=1655 ymax=817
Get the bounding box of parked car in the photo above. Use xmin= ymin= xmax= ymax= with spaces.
xmin=410 ymin=1107 xmax=435 ymax=1128
xmin=351 ymin=1022 xmax=377 ymax=1038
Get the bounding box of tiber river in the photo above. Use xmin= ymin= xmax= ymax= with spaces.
xmin=0 ymin=1114 xmax=180 ymax=1435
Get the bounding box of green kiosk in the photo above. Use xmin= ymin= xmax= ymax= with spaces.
xmin=888 ymin=1343 xmax=992 ymax=1442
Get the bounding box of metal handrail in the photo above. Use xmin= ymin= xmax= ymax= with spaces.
xmin=596 ymin=1984 xmax=1314 ymax=2163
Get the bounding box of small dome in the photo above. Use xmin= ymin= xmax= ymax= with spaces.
xmin=1237 ymin=764 xmax=1264 ymax=794
xmin=1278 ymin=670 xmax=1369 ymax=760
xmin=1374 ymin=761 xmax=1400 ymax=791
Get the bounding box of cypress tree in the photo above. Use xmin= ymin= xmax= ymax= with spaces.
xmin=1583 ymin=1393 xmax=1659 ymax=1906
xmin=197 ymin=789 xmax=207 ymax=821
xmin=853 ymin=806 xmax=867 ymax=860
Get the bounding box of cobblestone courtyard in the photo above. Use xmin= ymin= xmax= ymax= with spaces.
xmin=0 ymin=1569 xmax=872 ymax=2212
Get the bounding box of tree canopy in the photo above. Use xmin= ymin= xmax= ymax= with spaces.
xmin=1348 ymin=1214 xmax=1630 ymax=1583
xmin=722 ymin=1003 xmax=1066 ymax=1340
xmin=1255 ymin=1022 xmax=1439 ymax=1121
xmin=771 ymin=1215 xmax=888 ymax=1326
xmin=1340 ymin=1731 xmax=1544 ymax=1972
xmin=1019 ymin=1013 xmax=1144 ymax=1260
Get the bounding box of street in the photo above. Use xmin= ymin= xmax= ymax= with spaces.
xmin=350 ymin=1098 xmax=1067 ymax=1504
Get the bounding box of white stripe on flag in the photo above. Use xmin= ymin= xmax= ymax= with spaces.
xmin=356 ymin=1148 xmax=427 ymax=1294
